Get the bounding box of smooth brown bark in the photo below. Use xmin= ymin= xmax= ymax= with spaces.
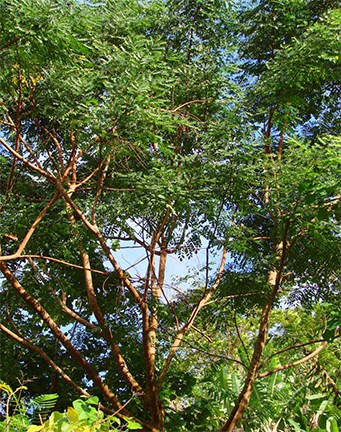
xmin=257 ymin=341 xmax=328 ymax=379
xmin=80 ymin=250 xmax=144 ymax=397
xmin=65 ymin=173 xmax=146 ymax=400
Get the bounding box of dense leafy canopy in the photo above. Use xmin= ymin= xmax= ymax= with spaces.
xmin=0 ymin=0 xmax=340 ymax=431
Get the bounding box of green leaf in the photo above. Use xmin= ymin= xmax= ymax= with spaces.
xmin=326 ymin=417 xmax=339 ymax=432
xmin=125 ymin=418 xmax=143 ymax=430
xmin=85 ymin=396 xmax=99 ymax=406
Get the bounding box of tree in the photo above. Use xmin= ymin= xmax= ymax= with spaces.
xmin=0 ymin=0 xmax=235 ymax=429
xmin=215 ymin=2 xmax=340 ymax=430
xmin=0 ymin=0 xmax=340 ymax=431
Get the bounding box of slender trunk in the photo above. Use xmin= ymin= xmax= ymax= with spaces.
xmin=218 ymin=283 xmax=277 ymax=432
xmin=65 ymin=183 xmax=145 ymax=397
xmin=219 ymin=222 xmax=289 ymax=431
xmin=144 ymin=247 xmax=167 ymax=431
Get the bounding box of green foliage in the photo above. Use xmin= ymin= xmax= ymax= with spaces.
xmin=27 ymin=396 xmax=142 ymax=432
xmin=165 ymin=357 xmax=341 ymax=431
xmin=0 ymin=383 xmax=141 ymax=432
xmin=236 ymin=0 xmax=340 ymax=138
xmin=0 ymin=381 xmax=30 ymax=432
xmin=0 ymin=0 xmax=340 ymax=430
xmin=162 ymin=299 xmax=341 ymax=431
xmin=31 ymin=394 xmax=59 ymax=426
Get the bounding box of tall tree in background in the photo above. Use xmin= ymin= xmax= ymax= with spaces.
xmin=0 ymin=0 xmax=340 ymax=431
xmin=216 ymin=2 xmax=340 ymax=430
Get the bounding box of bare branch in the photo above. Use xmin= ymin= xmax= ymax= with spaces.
xmin=80 ymin=250 xmax=144 ymax=396
xmin=26 ymin=257 xmax=96 ymax=331
xmin=181 ymin=339 xmax=248 ymax=369
xmin=257 ymin=342 xmax=328 ymax=379
xmin=191 ymin=325 xmax=213 ymax=343
xmin=0 ymin=254 xmax=109 ymax=275
xmin=55 ymin=181 xmax=143 ymax=305
xmin=91 ymin=155 xmax=111 ymax=224
xmin=40 ymin=125 xmax=65 ymax=172
xmin=0 ymin=136 xmax=55 ymax=181
xmin=259 ymin=338 xmax=326 ymax=369
xmin=233 ymin=311 xmax=250 ymax=364
xmin=62 ymin=181 xmax=144 ymax=399
xmin=4 ymin=112 xmax=43 ymax=169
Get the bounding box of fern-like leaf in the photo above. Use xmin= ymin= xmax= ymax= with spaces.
xmin=31 ymin=393 xmax=59 ymax=425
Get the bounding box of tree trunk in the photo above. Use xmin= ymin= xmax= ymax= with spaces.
xmin=218 ymin=289 xmax=275 ymax=431
xmin=219 ymin=220 xmax=289 ymax=431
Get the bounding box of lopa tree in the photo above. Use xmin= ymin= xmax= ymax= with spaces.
xmin=0 ymin=0 xmax=237 ymax=429
xmin=0 ymin=0 xmax=340 ymax=431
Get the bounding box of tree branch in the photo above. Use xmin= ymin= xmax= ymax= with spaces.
xmin=0 ymin=261 xmax=129 ymax=414
xmin=259 ymin=338 xmax=326 ymax=369
xmin=0 ymin=254 xmax=109 ymax=275
xmin=0 ymin=192 xmax=59 ymax=261
xmin=219 ymin=219 xmax=290 ymax=432
xmin=26 ymin=256 xmax=96 ymax=331
xmin=0 ymin=322 xmax=91 ymax=398
xmin=155 ymin=248 xmax=227 ymax=392
xmin=91 ymin=155 xmax=111 ymax=224
xmin=0 ymin=136 xmax=55 ymax=181
xmin=55 ymin=181 xmax=143 ymax=306
xmin=257 ymin=342 xmax=328 ymax=379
